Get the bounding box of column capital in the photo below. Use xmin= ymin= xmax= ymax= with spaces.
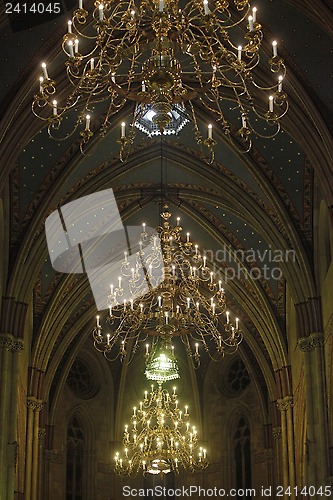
xmin=298 ymin=332 xmax=324 ymax=352
xmin=273 ymin=426 xmax=282 ymax=439
xmin=38 ymin=428 xmax=46 ymax=439
xmin=309 ymin=332 xmax=324 ymax=349
xmin=0 ymin=333 xmax=24 ymax=352
xmin=277 ymin=396 xmax=293 ymax=412
xmin=27 ymin=396 xmax=44 ymax=412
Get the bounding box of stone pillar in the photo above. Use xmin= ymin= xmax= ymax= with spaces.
xmin=25 ymin=397 xmax=43 ymax=500
xmin=273 ymin=427 xmax=282 ymax=488
xmin=0 ymin=333 xmax=24 ymax=500
xmin=38 ymin=429 xmax=46 ymax=500
xmin=298 ymin=333 xmax=328 ymax=488
xmin=311 ymin=333 xmax=329 ymax=485
xmin=277 ymin=397 xmax=296 ymax=500
xmin=298 ymin=336 xmax=317 ymax=486
xmin=6 ymin=337 xmax=24 ymax=500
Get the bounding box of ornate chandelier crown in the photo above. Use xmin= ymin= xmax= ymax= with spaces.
xmin=93 ymin=205 xmax=242 ymax=365
xmin=33 ymin=0 xmax=288 ymax=160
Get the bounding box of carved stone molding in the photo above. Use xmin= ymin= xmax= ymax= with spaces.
xmin=26 ymin=397 xmax=44 ymax=412
xmin=97 ymin=463 xmax=113 ymax=474
xmin=298 ymin=337 xmax=313 ymax=352
xmin=7 ymin=441 xmax=19 ymax=467
xmin=205 ymin=462 xmax=220 ymax=473
xmin=255 ymin=449 xmax=273 ymax=463
xmin=277 ymin=396 xmax=294 ymax=412
xmin=273 ymin=427 xmax=282 ymax=439
xmin=298 ymin=332 xmax=324 ymax=352
xmin=310 ymin=332 xmax=324 ymax=349
xmin=44 ymin=450 xmax=63 ymax=464
xmin=0 ymin=333 xmax=24 ymax=352
xmin=38 ymin=428 xmax=46 ymax=439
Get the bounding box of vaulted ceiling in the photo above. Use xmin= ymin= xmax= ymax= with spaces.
xmin=0 ymin=0 xmax=332 ymax=411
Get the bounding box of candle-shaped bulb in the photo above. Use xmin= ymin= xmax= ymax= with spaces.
xmin=272 ymin=40 xmax=278 ymax=57
xmin=79 ymin=0 xmax=83 ymax=8
xmin=269 ymin=95 xmax=274 ymax=112
xmin=278 ymin=75 xmax=283 ymax=92
xmin=90 ymin=58 xmax=94 ymax=70
xmin=236 ymin=317 xmax=239 ymax=330
xmin=208 ymin=123 xmax=213 ymax=139
xmin=203 ymin=0 xmax=209 ymax=15
xmin=238 ymin=45 xmax=242 ymax=61
xmin=177 ymin=216 xmax=180 ymax=225
xmin=195 ymin=342 xmax=199 ymax=354
xmin=121 ymin=122 xmax=126 ymax=137
xmin=74 ymin=38 xmax=79 ymax=54
xmin=52 ymin=100 xmax=57 ymax=116
xmin=248 ymin=15 xmax=254 ymax=31
xmin=226 ymin=310 xmax=230 ymax=323
xmin=68 ymin=40 xmax=74 ymax=58
xmin=41 ymin=62 xmax=48 ymax=79
xmin=99 ymin=3 xmax=104 ymax=20
xmin=67 ymin=20 xmax=72 ymax=33
xmin=85 ymin=114 xmax=90 ymax=131
xmin=96 ymin=315 xmax=100 ymax=327
xmin=159 ymin=0 xmax=164 ymax=11
xmin=252 ymin=6 xmax=257 ymax=22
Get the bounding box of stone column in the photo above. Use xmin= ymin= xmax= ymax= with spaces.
xmin=310 ymin=333 xmax=328 ymax=485
xmin=277 ymin=397 xmax=296 ymax=500
xmin=25 ymin=397 xmax=43 ymax=500
xmin=37 ymin=429 xmax=46 ymax=500
xmin=273 ymin=427 xmax=282 ymax=488
xmin=0 ymin=333 xmax=24 ymax=500
xmin=298 ymin=333 xmax=328 ymax=488
xmin=0 ymin=334 xmax=12 ymax=500
xmin=6 ymin=337 xmax=24 ymax=500
xmin=298 ymin=336 xmax=316 ymax=486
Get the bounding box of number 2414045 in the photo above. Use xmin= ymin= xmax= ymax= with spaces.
xmin=6 ymin=3 xmax=61 ymax=14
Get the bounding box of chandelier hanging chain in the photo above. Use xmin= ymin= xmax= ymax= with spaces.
xmin=32 ymin=0 xmax=288 ymax=161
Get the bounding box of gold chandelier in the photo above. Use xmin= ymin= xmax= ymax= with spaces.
xmin=114 ymin=381 xmax=208 ymax=475
xmin=32 ymin=0 xmax=288 ymax=160
xmin=92 ymin=205 xmax=242 ymax=366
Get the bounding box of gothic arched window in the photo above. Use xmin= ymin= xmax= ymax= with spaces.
xmin=234 ymin=417 xmax=252 ymax=498
xmin=66 ymin=416 xmax=84 ymax=500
